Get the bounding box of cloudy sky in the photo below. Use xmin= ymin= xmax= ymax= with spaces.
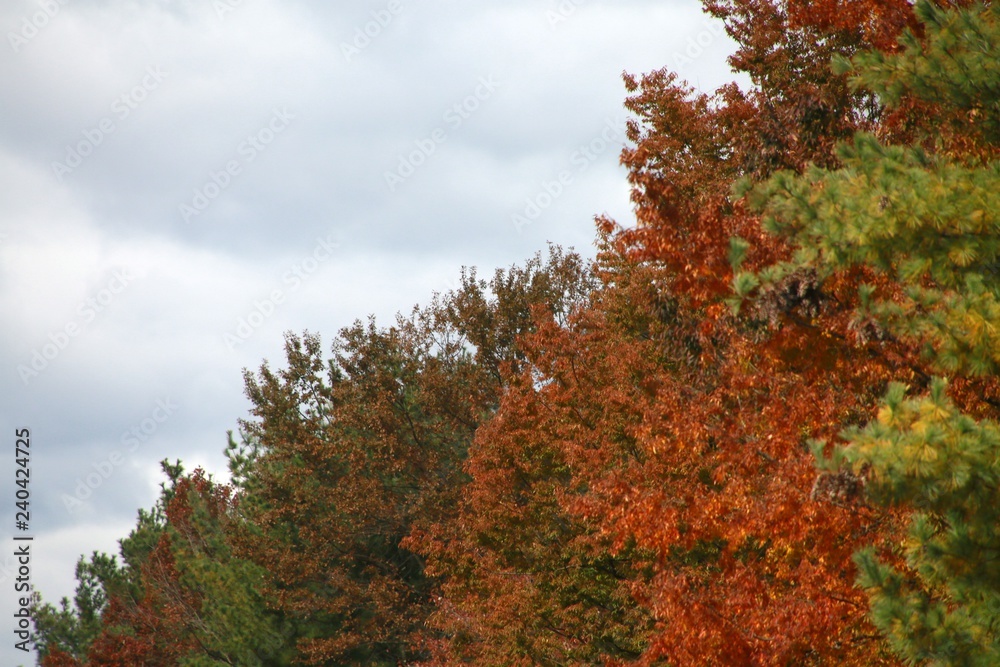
xmin=1 ymin=0 xmax=741 ymax=662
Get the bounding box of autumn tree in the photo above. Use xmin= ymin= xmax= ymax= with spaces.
xmin=230 ymin=247 xmax=595 ymax=665
xmin=33 ymin=464 xmax=174 ymax=667
xmin=33 ymin=461 xmax=287 ymax=666
xmin=32 ymin=553 xmax=124 ymax=666
xmin=407 ymin=251 xmax=667 ymax=665
xmin=745 ymin=2 xmax=1000 ymax=662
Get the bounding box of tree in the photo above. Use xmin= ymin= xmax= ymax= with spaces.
xmin=33 ymin=462 xmax=287 ymax=666
xmin=32 ymin=553 xmax=123 ymax=666
xmin=500 ymin=0 xmax=943 ymax=662
xmin=407 ymin=252 xmax=665 ymax=665
xmin=230 ymin=247 xmax=595 ymax=665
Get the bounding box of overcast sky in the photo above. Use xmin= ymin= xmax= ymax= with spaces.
xmin=1 ymin=1 xmax=741 ymax=662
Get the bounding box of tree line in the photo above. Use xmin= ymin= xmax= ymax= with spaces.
xmin=32 ymin=1 xmax=1000 ymax=664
